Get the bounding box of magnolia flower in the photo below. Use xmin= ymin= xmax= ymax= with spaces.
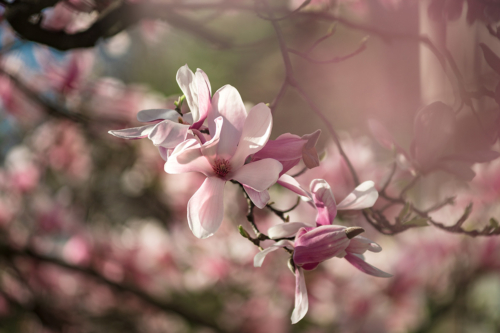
xmin=164 ymin=85 xmax=283 ymax=238
xmin=254 ymin=226 xmax=391 ymax=324
xmin=109 ymin=65 xmax=212 ymax=159
xmin=253 ymin=179 xmax=389 ymax=323
xmin=369 ymin=102 xmax=500 ymax=180
xmin=267 ymin=179 xmax=379 ymax=238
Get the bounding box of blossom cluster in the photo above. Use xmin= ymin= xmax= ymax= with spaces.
xmin=109 ymin=65 xmax=392 ymax=323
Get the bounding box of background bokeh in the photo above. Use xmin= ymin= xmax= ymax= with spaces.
xmin=0 ymin=0 xmax=499 ymax=332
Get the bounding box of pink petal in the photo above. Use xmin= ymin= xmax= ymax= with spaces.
xmin=277 ymin=174 xmax=311 ymax=199
xmin=209 ymin=85 xmax=247 ymax=157
xmin=231 ymin=103 xmax=273 ymax=169
xmin=231 ymin=158 xmax=282 ymax=191
xmin=293 ymin=225 xmax=349 ymax=266
xmin=301 ymin=129 xmax=321 ymax=169
xmin=164 ymin=139 xmax=214 ymax=176
xmin=187 ymin=177 xmax=226 ymax=239
xmin=253 ymin=240 xmax=294 ymax=267
xmin=176 ymin=65 xmax=200 ymax=122
xmin=310 ymin=179 xmax=337 ymax=226
xmin=412 ymin=102 xmax=456 ymax=170
xmin=344 ymin=253 xmax=392 ymax=278
xmin=244 ymin=186 xmax=270 ymax=209
xmin=137 ymin=109 xmax=179 ymax=122
xmin=268 ymin=222 xmax=313 ymax=239
xmin=291 ymin=267 xmax=308 ymax=324
xmin=253 ymin=133 xmax=304 ymax=161
xmin=108 ymin=124 xmax=154 ymax=139
xmin=148 ymin=121 xmax=190 ymax=148
xmin=337 ymin=181 xmax=378 ymax=210
xmin=191 ymin=69 xmax=212 ymax=129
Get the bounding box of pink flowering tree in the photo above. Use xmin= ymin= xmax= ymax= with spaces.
xmin=0 ymin=0 xmax=499 ymax=332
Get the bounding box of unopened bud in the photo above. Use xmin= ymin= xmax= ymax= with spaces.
xmin=345 ymin=227 xmax=365 ymax=239
xmin=238 ymin=225 xmax=250 ymax=239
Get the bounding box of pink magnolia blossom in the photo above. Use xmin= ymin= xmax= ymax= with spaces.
xmin=164 ymin=85 xmax=283 ymax=238
xmin=109 ymin=64 xmax=212 ymax=159
xmin=254 ymin=179 xmax=389 ymax=323
xmin=249 ymin=129 xmax=321 ymax=206
xmin=268 ymin=179 xmax=379 ymax=238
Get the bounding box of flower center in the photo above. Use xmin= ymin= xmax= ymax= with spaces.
xmin=213 ymin=158 xmax=231 ymax=178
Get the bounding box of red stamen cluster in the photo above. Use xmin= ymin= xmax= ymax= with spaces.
xmin=213 ymin=158 xmax=231 ymax=178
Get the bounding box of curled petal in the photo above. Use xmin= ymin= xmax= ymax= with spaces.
xmin=108 ymin=124 xmax=154 ymax=139
xmin=437 ymin=160 xmax=475 ymax=181
xmin=254 ymin=240 xmax=294 ymax=267
xmin=244 ymin=186 xmax=270 ymax=209
xmin=148 ymin=121 xmax=190 ymax=148
xmin=231 ymin=158 xmax=282 ymax=192
xmin=346 ymin=236 xmax=381 ymax=254
xmin=291 ymin=267 xmax=308 ymax=324
xmin=137 ymin=109 xmax=179 ymax=123
xmin=277 ymin=174 xmax=311 ymax=199
xmin=230 ymin=103 xmax=273 ymax=170
xmin=268 ymin=222 xmax=313 ymax=239
xmin=187 ymin=177 xmax=226 ymax=239
xmin=176 ymin=65 xmax=200 ymax=121
xmin=337 ymin=181 xmax=378 ymax=210
xmin=310 ymin=179 xmax=337 ymax=226
xmin=344 ymin=253 xmax=392 ymax=278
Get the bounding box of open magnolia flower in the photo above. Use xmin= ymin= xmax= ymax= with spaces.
xmin=164 ymin=85 xmax=283 ymax=238
xmin=267 ymin=179 xmax=379 ymax=239
xmin=108 ymin=64 xmax=212 ymax=160
xmin=253 ymin=178 xmax=389 ymax=323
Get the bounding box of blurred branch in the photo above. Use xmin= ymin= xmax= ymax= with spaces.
xmin=288 ymin=38 xmax=367 ymax=64
xmin=262 ymin=0 xmax=361 ymax=186
xmin=4 ymin=1 xmax=230 ymax=51
xmin=0 ymin=243 xmax=230 ymax=333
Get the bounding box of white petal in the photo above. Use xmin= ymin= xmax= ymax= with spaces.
xmin=230 ymin=103 xmax=273 ymax=169
xmin=209 ymin=85 xmax=247 ymax=157
xmin=187 ymin=177 xmax=226 ymax=239
xmin=148 ymin=121 xmax=190 ymax=148
xmin=176 ymin=65 xmax=199 ymax=121
xmin=108 ymin=124 xmax=154 ymax=139
xmin=337 ymin=181 xmax=378 ymax=210
xmin=164 ymin=139 xmax=213 ymax=176
xmin=137 ymin=109 xmax=179 ymax=122
xmin=268 ymin=222 xmax=313 ymax=239
xmin=291 ymin=267 xmax=308 ymax=324
xmin=253 ymin=240 xmax=294 ymax=267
